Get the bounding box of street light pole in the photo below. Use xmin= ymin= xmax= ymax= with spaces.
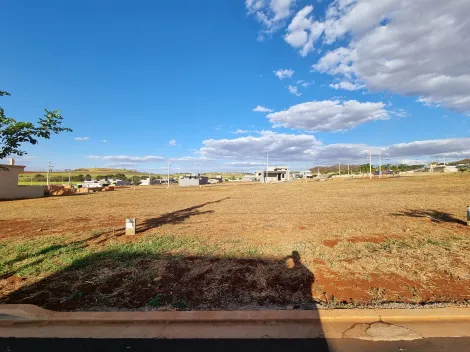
xmin=167 ymin=160 xmax=171 ymax=189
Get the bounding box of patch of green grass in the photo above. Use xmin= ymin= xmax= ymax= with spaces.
xmin=172 ymin=297 xmax=189 ymax=310
xmin=0 ymin=232 xmax=221 ymax=280
xmin=148 ymin=294 xmax=167 ymax=308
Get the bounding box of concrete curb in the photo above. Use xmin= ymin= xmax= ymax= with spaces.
xmin=0 ymin=305 xmax=469 ymax=340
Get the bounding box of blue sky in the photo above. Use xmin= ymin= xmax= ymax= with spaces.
xmin=1 ymin=0 xmax=470 ymax=172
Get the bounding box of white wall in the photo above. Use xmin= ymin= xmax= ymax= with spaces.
xmin=0 ymin=165 xmax=44 ymax=200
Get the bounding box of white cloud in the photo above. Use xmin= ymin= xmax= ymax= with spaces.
xmin=174 ymin=156 xmax=215 ymax=162
xmin=246 ymin=0 xmax=296 ymax=37
xmin=225 ymin=161 xmax=267 ymax=166
xmin=74 ymin=137 xmax=90 ymax=141
xmin=253 ymin=105 xmax=273 ymax=112
xmin=88 ymin=155 xmax=165 ymax=163
xmin=169 ymin=139 xmax=176 ymax=146
xmin=234 ymin=129 xmax=248 ymax=134
xmin=310 ymin=0 xmax=470 ymax=115
xmin=284 ymin=5 xmax=325 ymax=56
xmin=297 ymin=80 xmax=313 ymax=87
xmin=102 ymin=140 xmax=108 ymax=143
xmin=267 ymin=100 xmax=389 ymax=132
xmin=199 ymin=132 xmax=470 ymax=164
xmin=329 ymin=81 xmax=364 ymax=91
xmin=274 ymin=69 xmax=294 ymax=80
xmin=287 ymin=85 xmax=301 ymax=96
xmin=232 ymin=129 xmax=261 ymax=134
xmin=200 ymin=131 xmax=320 ymax=161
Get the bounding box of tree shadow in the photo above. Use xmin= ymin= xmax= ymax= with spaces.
xmin=137 ymin=197 xmax=230 ymax=232
xmin=391 ymin=209 xmax=467 ymax=225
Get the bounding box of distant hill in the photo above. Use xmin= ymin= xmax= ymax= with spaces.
xmin=448 ymin=158 xmax=470 ymax=165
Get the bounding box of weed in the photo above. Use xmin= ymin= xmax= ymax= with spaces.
xmin=66 ymin=291 xmax=84 ymax=301
xmin=148 ymin=294 xmax=167 ymax=308
xmin=172 ymin=297 xmax=189 ymax=310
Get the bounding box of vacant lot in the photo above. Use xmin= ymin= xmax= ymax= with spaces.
xmin=1 ymin=174 xmax=469 ymax=311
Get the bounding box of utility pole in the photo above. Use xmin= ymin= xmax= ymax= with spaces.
xmin=379 ymin=153 xmax=382 ymax=178
xmin=444 ymin=157 xmax=446 ymax=166
xmin=148 ymin=171 xmax=151 ymax=185
xmin=167 ymin=160 xmax=171 ymax=189
xmin=46 ymin=161 xmax=52 ymax=186
xmin=317 ymin=166 xmax=320 ymax=177
xmin=369 ymin=151 xmax=372 ymax=179
xmin=348 ymin=164 xmax=350 ymax=176
xmin=266 ymin=153 xmax=269 ymax=183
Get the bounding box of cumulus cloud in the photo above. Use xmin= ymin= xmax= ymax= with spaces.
xmin=274 ymin=69 xmax=294 ymax=80
xmin=225 ymin=161 xmax=267 ymax=166
xmin=232 ymin=129 xmax=261 ymax=134
xmin=267 ymin=100 xmax=389 ymax=132
xmin=199 ymin=133 xmax=470 ymax=164
xmin=74 ymin=137 xmax=90 ymax=141
xmin=253 ymin=105 xmax=273 ymax=112
xmin=329 ymin=81 xmax=364 ymax=91
xmin=102 ymin=140 xmax=108 ymax=143
xmin=287 ymin=85 xmax=301 ymax=96
xmin=88 ymin=155 xmax=165 ymax=163
xmin=200 ymin=131 xmax=320 ymax=161
xmin=168 ymin=139 xmax=176 ymax=146
xmin=284 ymin=5 xmax=325 ymax=56
xmin=246 ymin=0 xmax=296 ymax=37
xmin=310 ymin=0 xmax=470 ymax=114
xmin=174 ymin=156 xmax=215 ymax=162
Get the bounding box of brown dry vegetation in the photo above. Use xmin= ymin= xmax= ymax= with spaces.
xmin=1 ymin=173 xmax=470 ymax=310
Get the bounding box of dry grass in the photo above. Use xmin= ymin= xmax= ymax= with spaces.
xmin=1 ymin=173 xmax=470 ymax=310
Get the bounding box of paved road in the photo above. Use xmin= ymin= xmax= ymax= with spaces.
xmin=1 ymin=338 xmax=470 ymax=351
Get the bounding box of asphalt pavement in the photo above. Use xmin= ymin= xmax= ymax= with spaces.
xmin=1 ymin=338 xmax=470 ymax=352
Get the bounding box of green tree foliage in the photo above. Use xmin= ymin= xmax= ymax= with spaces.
xmin=33 ymin=174 xmax=46 ymax=182
xmin=85 ymin=174 xmax=92 ymax=181
xmin=131 ymin=176 xmax=141 ymax=185
xmin=114 ymin=173 xmax=127 ymax=180
xmin=0 ymin=91 xmax=72 ymax=160
xmin=71 ymin=174 xmax=85 ymax=182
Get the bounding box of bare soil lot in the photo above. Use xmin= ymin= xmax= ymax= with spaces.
xmin=1 ymin=174 xmax=469 ymax=310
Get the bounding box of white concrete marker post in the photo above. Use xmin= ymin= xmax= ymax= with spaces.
xmin=126 ymin=218 xmax=136 ymax=235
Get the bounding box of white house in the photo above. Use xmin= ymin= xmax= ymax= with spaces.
xmin=256 ymin=166 xmax=290 ymax=183
xmin=0 ymin=159 xmax=44 ymax=200
xmin=140 ymin=178 xmax=161 ymax=186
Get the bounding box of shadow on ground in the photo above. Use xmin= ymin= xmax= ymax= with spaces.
xmin=138 ymin=197 xmax=230 ymax=232
xmin=391 ymin=209 xmax=467 ymax=225
xmin=1 ymin=249 xmax=318 ymax=312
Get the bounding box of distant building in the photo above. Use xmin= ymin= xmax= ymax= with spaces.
xmin=140 ymin=178 xmax=161 ymax=186
xmin=241 ymin=174 xmax=258 ymax=182
xmin=0 ymin=159 xmax=44 ymax=200
xmin=109 ymin=179 xmax=130 ymax=186
xmin=443 ymin=165 xmax=458 ymax=173
xmin=301 ymin=170 xmax=313 ymax=178
xmin=179 ymin=174 xmax=209 ymax=187
xmin=256 ymin=166 xmax=290 ymax=183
